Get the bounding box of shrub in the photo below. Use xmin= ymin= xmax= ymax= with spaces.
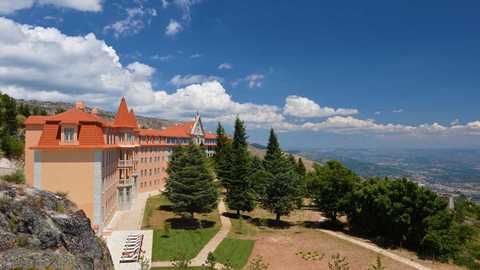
xmin=0 ymin=135 xmax=23 ymax=159
xmin=247 ymin=256 xmax=269 ymax=270
xmin=328 ymin=253 xmax=350 ymax=270
xmin=1 ymin=169 xmax=25 ymax=184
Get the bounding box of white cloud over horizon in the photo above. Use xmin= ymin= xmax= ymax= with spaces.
xmin=0 ymin=17 xmax=479 ymax=141
xmin=0 ymin=0 xmax=102 ymax=14
xmin=284 ymin=95 xmax=358 ymax=118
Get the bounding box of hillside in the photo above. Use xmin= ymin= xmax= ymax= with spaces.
xmin=0 ymin=181 xmax=114 ymax=269
xmin=248 ymin=144 xmax=316 ymax=171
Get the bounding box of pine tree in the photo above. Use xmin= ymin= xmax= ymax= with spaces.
xmin=165 ymin=144 xmax=219 ymax=219
xmin=214 ymin=122 xmax=232 ymax=188
xmin=296 ymin=158 xmax=306 ymax=177
xmin=263 ymin=129 xmax=283 ymax=175
xmin=259 ymin=129 xmax=302 ymax=222
xmin=225 ymin=117 xmax=255 ymax=215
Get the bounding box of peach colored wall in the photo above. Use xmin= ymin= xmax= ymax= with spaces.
xmin=102 ymin=149 xmax=119 ymax=225
xmin=40 ymin=150 xmax=96 ymax=220
xmin=24 ymin=125 xmax=43 ymax=187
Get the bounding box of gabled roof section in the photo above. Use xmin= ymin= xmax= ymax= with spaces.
xmin=113 ymin=97 xmax=138 ymax=128
xmin=24 ymin=115 xmax=51 ymax=125
xmin=49 ymin=108 xmax=106 ymax=125
xmin=159 ymin=122 xmax=194 ymax=138
xmin=191 ymin=112 xmax=205 ymax=136
xmin=204 ymin=132 xmax=217 ymax=139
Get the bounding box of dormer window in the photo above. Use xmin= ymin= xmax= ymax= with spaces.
xmin=64 ymin=128 xmax=75 ymax=142
xmin=61 ymin=125 xmax=77 ymax=145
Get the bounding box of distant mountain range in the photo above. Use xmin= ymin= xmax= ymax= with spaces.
xmin=292 ymin=148 xmax=480 ymax=202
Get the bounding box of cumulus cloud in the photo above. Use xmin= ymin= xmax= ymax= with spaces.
xmin=0 ymin=0 xmax=101 ymax=14
xmin=104 ymin=6 xmax=157 ymax=38
xmin=151 ymin=54 xmax=174 ymax=62
xmin=169 ymin=74 xmax=223 ymax=87
xmin=165 ymin=19 xmax=182 ymax=36
xmin=283 ymin=96 xmax=358 ymax=118
xmin=393 ymin=109 xmax=404 ymax=113
xmin=218 ymin=63 xmax=232 ymax=70
xmin=1 ymin=17 xmax=479 ymax=140
xmin=245 ymin=74 xmax=264 ymax=88
xmin=190 ymin=53 xmax=202 ymax=58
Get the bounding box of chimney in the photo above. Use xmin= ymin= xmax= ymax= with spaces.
xmin=91 ymin=107 xmax=98 ymax=115
xmin=75 ymin=101 xmax=85 ymax=111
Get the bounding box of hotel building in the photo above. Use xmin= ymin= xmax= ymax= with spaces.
xmin=24 ymin=97 xmax=217 ymax=233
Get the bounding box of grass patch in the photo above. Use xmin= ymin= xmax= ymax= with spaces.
xmin=146 ymin=194 xmax=222 ymax=262
xmin=152 ymin=228 xmax=219 ymax=261
xmin=213 ymin=238 xmax=255 ymax=269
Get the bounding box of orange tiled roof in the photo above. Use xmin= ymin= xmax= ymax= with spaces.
xmin=48 ymin=108 xmax=106 ymax=125
xmin=204 ymin=132 xmax=217 ymax=139
xmin=113 ymin=97 xmax=138 ymax=128
xmin=78 ymin=124 xmax=105 ymax=145
xmin=38 ymin=123 xmax=60 ymax=146
xmin=158 ymin=122 xmax=194 ymax=138
xmin=138 ymin=128 xmax=163 ymax=136
xmin=24 ymin=115 xmax=51 ymax=125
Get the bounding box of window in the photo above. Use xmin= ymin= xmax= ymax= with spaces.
xmin=64 ymin=127 xmax=75 ymax=142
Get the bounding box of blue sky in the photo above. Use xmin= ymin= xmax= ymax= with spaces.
xmin=1 ymin=0 xmax=480 ymax=149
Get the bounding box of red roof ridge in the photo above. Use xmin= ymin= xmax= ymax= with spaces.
xmin=113 ymin=97 xmax=138 ymax=128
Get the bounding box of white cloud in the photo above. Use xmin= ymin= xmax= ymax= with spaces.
xmin=393 ymin=109 xmax=404 ymax=113
xmin=169 ymin=74 xmax=223 ymax=87
xmin=165 ymin=19 xmax=182 ymax=36
xmin=151 ymin=54 xmax=174 ymax=62
xmin=190 ymin=53 xmax=202 ymax=58
xmin=283 ymin=96 xmax=358 ymax=118
xmin=173 ymin=0 xmax=201 ymax=22
xmin=374 ymin=111 xmax=381 ymax=115
xmin=104 ymin=6 xmax=157 ymax=38
xmin=245 ymin=74 xmax=264 ymax=88
xmin=218 ymin=63 xmax=232 ymax=70
xmin=0 ymin=0 xmax=101 ymax=14
xmin=1 ymin=17 xmax=479 ymax=141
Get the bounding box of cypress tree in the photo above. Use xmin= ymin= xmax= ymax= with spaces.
xmin=225 ymin=117 xmax=255 ymax=216
xmin=259 ymin=129 xmax=302 ymax=222
xmin=165 ymin=144 xmax=218 ymax=219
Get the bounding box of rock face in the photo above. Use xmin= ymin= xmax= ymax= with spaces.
xmin=0 ymin=181 xmax=114 ymax=270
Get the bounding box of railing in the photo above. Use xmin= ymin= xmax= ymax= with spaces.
xmin=118 ymin=178 xmax=135 ymax=187
xmin=118 ymin=159 xmax=134 ymax=167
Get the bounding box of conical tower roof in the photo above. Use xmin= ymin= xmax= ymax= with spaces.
xmin=113 ymin=97 xmax=138 ymax=128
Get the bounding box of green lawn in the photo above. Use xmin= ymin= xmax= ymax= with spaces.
xmin=145 ymin=195 xmax=221 ymax=261
xmin=152 ymin=228 xmax=219 ymax=261
xmin=213 ymin=238 xmax=255 ymax=269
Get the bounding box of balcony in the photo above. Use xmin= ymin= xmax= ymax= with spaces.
xmin=118 ymin=159 xmax=134 ymax=167
xmin=118 ymin=177 xmax=135 ymax=187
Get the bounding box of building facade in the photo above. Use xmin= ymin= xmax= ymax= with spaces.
xmin=24 ymin=97 xmax=216 ymax=233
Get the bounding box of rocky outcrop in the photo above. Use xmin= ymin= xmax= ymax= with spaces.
xmin=0 ymin=181 xmax=114 ymax=270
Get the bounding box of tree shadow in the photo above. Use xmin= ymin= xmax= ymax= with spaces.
xmin=158 ymin=205 xmax=173 ymax=211
xmin=223 ymin=212 xmax=293 ymax=229
xmin=165 ymin=217 xmax=216 ymax=230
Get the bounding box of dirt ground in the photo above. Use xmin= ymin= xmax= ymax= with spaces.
xmin=247 ymin=228 xmax=466 ymax=270
xmin=232 ymin=207 xmax=466 ymax=270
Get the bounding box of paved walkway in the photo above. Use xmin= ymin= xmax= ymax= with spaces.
xmin=105 ymin=191 xmax=160 ymax=232
xmin=317 ymin=221 xmax=432 ymax=270
xmin=151 ymin=199 xmax=231 ymax=268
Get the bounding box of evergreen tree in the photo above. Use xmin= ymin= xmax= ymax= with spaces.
xmin=259 ymin=129 xmax=302 ymax=222
xmin=214 ymin=122 xmax=232 ymax=188
xmin=296 ymin=158 xmax=306 ymax=177
xmin=165 ymin=144 xmax=218 ymax=219
xmin=226 ymin=117 xmax=255 ymax=215
xmin=263 ymin=129 xmax=283 ymax=175
xmin=0 ymin=93 xmax=18 ymax=136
